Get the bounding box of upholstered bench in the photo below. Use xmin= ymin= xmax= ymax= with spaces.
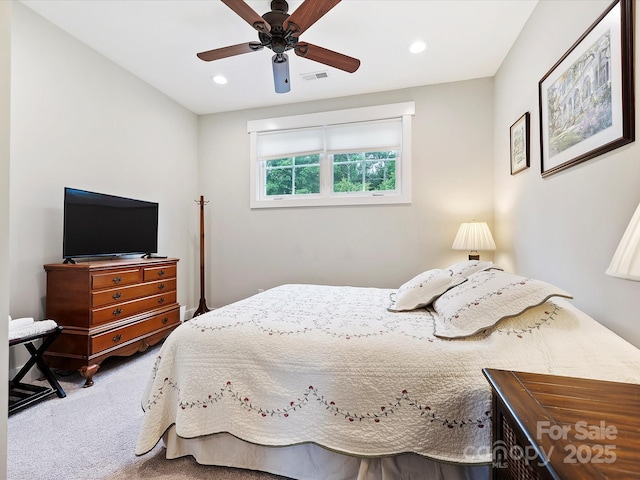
xmin=8 ymin=318 xmax=66 ymax=414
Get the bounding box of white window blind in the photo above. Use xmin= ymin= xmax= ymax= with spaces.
xmin=257 ymin=126 xmax=325 ymax=159
xmin=326 ymin=119 xmax=402 ymax=153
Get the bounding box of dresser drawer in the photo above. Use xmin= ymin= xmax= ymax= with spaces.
xmin=91 ymin=291 xmax=177 ymax=325
xmin=92 ymin=279 xmax=177 ymax=307
xmin=143 ymin=264 xmax=176 ymax=282
xmin=91 ymin=307 xmax=180 ymax=354
xmin=92 ymin=268 xmax=142 ymax=290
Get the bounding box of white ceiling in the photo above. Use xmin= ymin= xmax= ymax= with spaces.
xmin=20 ymin=0 xmax=538 ymax=115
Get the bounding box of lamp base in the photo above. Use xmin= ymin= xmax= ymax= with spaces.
xmin=468 ymin=254 xmax=480 ymax=261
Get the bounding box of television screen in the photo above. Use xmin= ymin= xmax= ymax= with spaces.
xmin=63 ymin=187 xmax=158 ymax=259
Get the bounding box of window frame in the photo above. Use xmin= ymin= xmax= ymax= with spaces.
xmin=264 ymin=154 xmax=322 ymax=197
xmin=248 ymin=102 xmax=414 ymax=209
xmin=331 ymin=150 xmax=399 ymax=195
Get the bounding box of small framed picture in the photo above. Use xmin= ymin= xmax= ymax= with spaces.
xmin=510 ymin=112 xmax=530 ymax=175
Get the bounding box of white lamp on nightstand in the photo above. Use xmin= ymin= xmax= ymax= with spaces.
xmin=452 ymin=221 xmax=496 ymax=260
xmin=606 ymin=203 xmax=640 ymax=281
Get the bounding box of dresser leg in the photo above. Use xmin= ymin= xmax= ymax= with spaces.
xmin=80 ymin=364 xmax=100 ymax=387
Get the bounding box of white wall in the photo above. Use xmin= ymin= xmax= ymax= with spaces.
xmin=199 ymin=78 xmax=495 ymax=307
xmin=9 ymin=3 xmax=200 ymax=365
xmin=0 ymin=1 xmax=12 ymax=476
xmin=494 ymin=0 xmax=640 ymax=347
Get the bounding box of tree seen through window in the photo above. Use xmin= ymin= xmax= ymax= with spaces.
xmin=265 ymin=154 xmax=320 ymax=196
xmin=333 ymin=151 xmax=397 ymax=193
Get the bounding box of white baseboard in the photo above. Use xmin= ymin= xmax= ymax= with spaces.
xmin=184 ymin=307 xmax=196 ymax=321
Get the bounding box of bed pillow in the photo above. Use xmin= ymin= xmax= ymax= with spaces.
xmin=432 ymin=270 xmax=572 ymax=338
xmin=445 ymin=260 xmax=503 ymax=279
xmin=388 ymin=269 xmax=466 ymax=312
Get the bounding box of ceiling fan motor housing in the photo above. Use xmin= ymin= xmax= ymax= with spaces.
xmin=270 ymin=0 xmax=289 ymax=13
xmin=260 ymin=7 xmax=298 ymax=54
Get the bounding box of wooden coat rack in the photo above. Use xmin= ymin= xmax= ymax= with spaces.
xmin=193 ymin=195 xmax=211 ymax=317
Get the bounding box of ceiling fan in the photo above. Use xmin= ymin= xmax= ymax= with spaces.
xmin=197 ymin=0 xmax=361 ymax=93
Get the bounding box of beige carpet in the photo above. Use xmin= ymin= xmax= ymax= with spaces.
xmin=8 ymin=342 xmax=292 ymax=480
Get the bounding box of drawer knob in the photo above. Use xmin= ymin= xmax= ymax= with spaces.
xmin=158 ymin=297 xmax=165 ymax=304
xmin=112 ymin=334 xmax=122 ymax=343
xmin=112 ymin=308 xmax=123 ymax=316
xmin=113 ymin=276 xmax=122 ymax=284
xmin=112 ymin=292 xmax=122 ymax=300
xmin=162 ymin=317 xmax=168 ymax=324
xmin=158 ymin=283 xmax=165 ymax=291
xmin=158 ymin=270 xmax=166 ymax=277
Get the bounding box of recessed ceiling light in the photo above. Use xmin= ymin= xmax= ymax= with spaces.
xmin=409 ymin=41 xmax=426 ymax=54
xmin=212 ymin=75 xmax=227 ymax=85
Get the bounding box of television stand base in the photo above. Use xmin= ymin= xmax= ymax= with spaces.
xmin=142 ymin=253 xmax=168 ymax=259
xmin=63 ymin=257 xmax=76 ymax=264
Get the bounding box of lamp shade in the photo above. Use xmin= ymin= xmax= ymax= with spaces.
xmin=606 ymin=203 xmax=640 ymax=281
xmin=452 ymin=221 xmax=496 ymax=260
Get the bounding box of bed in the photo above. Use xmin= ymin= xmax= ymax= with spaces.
xmin=135 ymin=262 xmax=640 ymax=480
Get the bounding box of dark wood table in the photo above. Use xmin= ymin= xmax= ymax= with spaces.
xmin=483 ymin=368 xmax=640 ymax=479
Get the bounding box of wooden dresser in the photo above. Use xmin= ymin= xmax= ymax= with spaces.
xmin=483 ymin=368 xmax=640 ymax=479
xmin=44 ymin=257 xmax=181 ymax=387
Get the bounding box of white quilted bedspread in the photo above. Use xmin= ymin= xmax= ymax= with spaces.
xmin=135 ymin=284 xmax=640 ymax=464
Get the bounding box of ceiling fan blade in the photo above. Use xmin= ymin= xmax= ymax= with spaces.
xmin=220 ymin=0 xmax=270 ymax=33
xmin=284 ymin=0 xmax=341 ymax=36
xmin=294 ymin=42 xmax=360 ymax=73
xmin=197 ymin=42 xmax=263 ymax=62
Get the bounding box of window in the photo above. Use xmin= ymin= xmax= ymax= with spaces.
xmin=333 ymin=151 xmax=397 ymax=193
xmin=248 ymin=102 xmax=414 ymax=208
xmin=266 ymin=154 xmax=320 ymax=196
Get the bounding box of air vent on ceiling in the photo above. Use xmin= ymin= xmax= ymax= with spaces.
xmin=301 ymin=71 xmax=329 ymax=81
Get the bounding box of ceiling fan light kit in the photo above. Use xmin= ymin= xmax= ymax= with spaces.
xmin=272 ymin=53 xmax=291 ymax=93
xmin=197 ymin=0 xmax=360 ymax=93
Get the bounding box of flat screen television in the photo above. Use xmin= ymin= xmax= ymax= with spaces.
xmin=63 ymin=187 xmax=159 ymax=261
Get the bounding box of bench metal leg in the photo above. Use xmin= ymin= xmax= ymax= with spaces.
xmin=9 ymin=326 xmax=66 ymax=414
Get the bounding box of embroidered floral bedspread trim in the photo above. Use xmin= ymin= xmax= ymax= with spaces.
xmin=135 ymin=284 xmax=640 ymax=463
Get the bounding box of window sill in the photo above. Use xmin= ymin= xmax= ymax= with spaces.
xmin=251 ymin=192 xmax=411 ymax=209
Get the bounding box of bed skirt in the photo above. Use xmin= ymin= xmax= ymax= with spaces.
xmin=163 ymin=427 xmax=490 ymax=480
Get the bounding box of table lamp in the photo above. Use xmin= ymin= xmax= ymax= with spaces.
xmin=452 ymin=221 xmax=496 ymax=260
xmin=606 ymin=203 xmax=640 ymax=281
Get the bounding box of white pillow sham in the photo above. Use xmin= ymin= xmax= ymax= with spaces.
xmin=433 ymin=270 xmax=572 ymax=338
xmin=445 ymin=260 xmax=502 ymax=278
xmin=388 ymin=269 xmax=466 ymax=312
